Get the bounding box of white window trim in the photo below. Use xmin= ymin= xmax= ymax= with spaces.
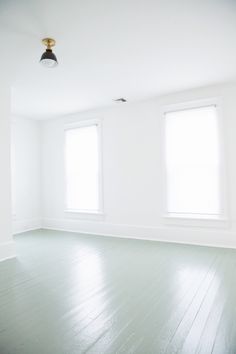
xmin=64 ymin=118 xmax=104 ymax=220
xmin=160 ymin=98 xmax=229 ymax=228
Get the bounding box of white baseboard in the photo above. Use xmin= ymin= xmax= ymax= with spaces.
xmin=42 ymin=218 xmax=236 ymax=249
xmin=0 ymin=241 xmax=16 ymax=262
xmin=13 ymin=218 xmax=42 ymax=235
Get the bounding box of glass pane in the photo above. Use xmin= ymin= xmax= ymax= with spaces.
xmin=165 ymin=106 xmax=221 ymax=216
xmin=65 ymin=125 xmax=99 ymax=211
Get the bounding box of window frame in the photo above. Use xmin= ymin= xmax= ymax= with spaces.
xmin=64 ymin=118 xmax=104 ymax=219
xmin=161 ymin=98 xmax=229 ymax=228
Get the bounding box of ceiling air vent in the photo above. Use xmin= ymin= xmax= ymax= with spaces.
xmin=114 ymin=98 xmax=127 ymax=103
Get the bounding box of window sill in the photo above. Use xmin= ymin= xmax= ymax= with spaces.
xmin=64 ymin=209 xmax=105 ymax=221
xmin=162 ymin=213 xmax=229 ymax=229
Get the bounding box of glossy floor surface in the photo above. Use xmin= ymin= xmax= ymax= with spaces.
xmin=0 ymin=230 xmax=236 ymax=354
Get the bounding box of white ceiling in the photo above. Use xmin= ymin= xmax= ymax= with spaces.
xmin=1 ymin=0 xmax=236 ymax=118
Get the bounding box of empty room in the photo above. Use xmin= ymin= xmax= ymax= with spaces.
xmin=1 ymin=0 xmax=236 ymax=353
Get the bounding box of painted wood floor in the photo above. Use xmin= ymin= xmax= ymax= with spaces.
xmin=0 ymin=230 xmax=236 ymax=354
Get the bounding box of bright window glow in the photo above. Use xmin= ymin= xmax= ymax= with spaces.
xmin=65 ymin=124 xmax=100 ymax=212
xmin=164 ymin=105 xmax=222 ymax=218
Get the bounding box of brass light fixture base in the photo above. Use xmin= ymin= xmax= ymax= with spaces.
xmin=42 ymin=38 xmax=56 ymax=49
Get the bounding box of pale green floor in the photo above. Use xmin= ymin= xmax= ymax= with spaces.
xmin=0 ymin=230 xmax=236 ymax=354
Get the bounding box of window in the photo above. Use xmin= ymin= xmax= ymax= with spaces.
xmin=11 ymin=125 xmax=16 ymax=217
xmin=65 ymin=121 xmax=102 ymax=213
xmin=163 ymin=101 xmax=226 ymax=221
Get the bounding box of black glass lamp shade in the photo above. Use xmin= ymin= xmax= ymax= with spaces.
xmin=40 ymin=49 xmax=58 ymax=68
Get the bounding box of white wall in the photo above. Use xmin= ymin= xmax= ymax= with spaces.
xmin=0 ymin=86 xmax=15 ymax=261
xmin=11 ymin=117 xmax=41 ymax=234
xmin=41 ymin=82 xmax=236 ymax=249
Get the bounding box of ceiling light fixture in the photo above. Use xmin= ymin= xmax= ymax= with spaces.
xmin=40 ymin=38 xmax=58 ymax=68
